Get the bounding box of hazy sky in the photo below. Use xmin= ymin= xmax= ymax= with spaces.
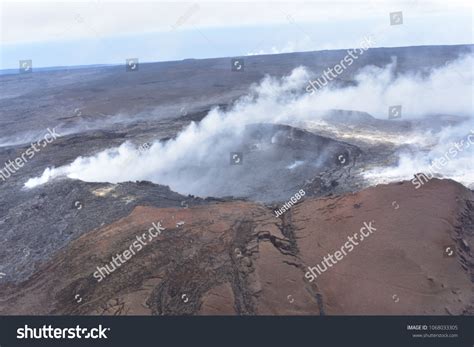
xmin=0 ymin=0 xmax=472 ymax=69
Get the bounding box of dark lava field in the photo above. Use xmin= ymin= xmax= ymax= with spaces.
xmin=0 ymin=45 xmax=472 ymax=315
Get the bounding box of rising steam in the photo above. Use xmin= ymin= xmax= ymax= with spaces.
xmin=25 ymin=54 xmax=474 ymax=194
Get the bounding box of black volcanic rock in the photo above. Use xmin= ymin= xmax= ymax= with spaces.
xmin=0 ymin=179 xmax=206 ymax=283
xmin=0 ymin=179 xmax=471 ymax=315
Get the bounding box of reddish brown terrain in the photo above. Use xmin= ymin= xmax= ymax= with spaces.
xmin=0 ymin=178 xmax=472 ymax=315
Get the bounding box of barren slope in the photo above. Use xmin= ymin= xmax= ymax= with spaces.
xmin=0 ymin=178 xmax=471 ymax=315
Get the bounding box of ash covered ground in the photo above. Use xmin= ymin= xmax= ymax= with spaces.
xmin=0 ymin=45 xmax=472 ymax=315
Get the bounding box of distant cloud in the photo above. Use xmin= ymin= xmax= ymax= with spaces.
xmin=1 ymin=0 xmax=472 ymax=69
xmin=1 ymin=0 xmax=472 ymax=44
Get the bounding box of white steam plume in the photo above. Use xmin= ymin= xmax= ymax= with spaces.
xmin=25 ymin=54 xmax=474 ymax=193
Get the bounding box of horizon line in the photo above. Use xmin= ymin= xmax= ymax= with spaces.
xmin=1 ymin=42 xmax=472 ymax=73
